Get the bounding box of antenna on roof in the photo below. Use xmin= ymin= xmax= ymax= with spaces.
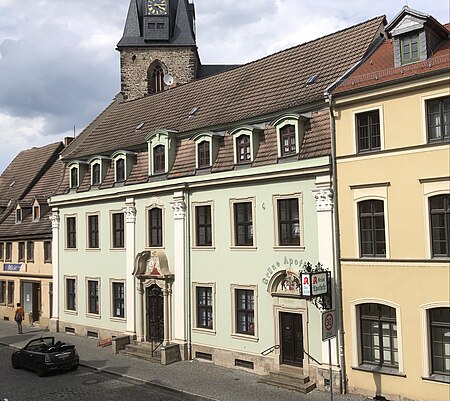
xmin=73 ymin=125 xmax=76 ymax=138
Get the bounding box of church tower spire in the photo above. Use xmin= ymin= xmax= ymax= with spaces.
xmin=117 ymin=0 xmax=199 ymax=101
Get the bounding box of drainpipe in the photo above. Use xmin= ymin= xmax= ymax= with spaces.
xmin=185 ymin=184 xmax=192 ymax=360
xmin=327 ymin=92 xmax=347 ymax=394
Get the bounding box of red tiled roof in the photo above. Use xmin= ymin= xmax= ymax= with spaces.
xmin=62 ymin=16 xmax=385 ymax=161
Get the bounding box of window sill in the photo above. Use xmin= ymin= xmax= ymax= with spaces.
xmin=273 ymin=245 xmax=305 ymax=251
xmin=110 ymin=317 xmax=126 ymax=323
xmin=352 ymin=364 xmax=405 ymax=377
xmin=86 ymin=248 xmax=101 ymax=252
xmin=193 ymin=327 xmax=216 ymax=336
xmin=86 ymin=313 xmax=101 ymax=319
xmin=230 ymin=246 xmax=257 ymax=251
xmin=64 ymin=309 xmax=78 ymax=316
xmin=110 ymin=248 xmax=126 ymax=252
xmin=231 ymin=333 xmax=259 ymax=342
xmin=422 ymin=374 xmax=450 ymax=384
xmin=64 ymin=248 xmax=78 ymax=252
xmin=192 ymin=246 xmax=216 ymax=251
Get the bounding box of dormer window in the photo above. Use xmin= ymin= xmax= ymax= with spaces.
xmin=273 ymin=114 xmax=304 ymax=158
xmin=198 ymin=141 xmax=210 ymax=168
xmin=280 ymin=125 xmax=296 ymax=156
xmin=153 ymin=145 xmax=165 ymax=174
xmin=116 ymin=158 xmax=125 ymax=182
xmin=16 ymin=208 xmax=22 ymax=224
xmin=33 ymin=206 xmax=40 ymax=221
xmin=236 ymin=135 xmax=251 ymax=164
xmin=92 ymin=163 xmax=101 ymax=185
xmin=70 ymin=166 xmax=79 ymax=188
xmin=400 ymin=33 xmax=419 ymax=65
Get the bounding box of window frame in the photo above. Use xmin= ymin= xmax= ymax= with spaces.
xmin=280 ymin=124 xmax=297 ymax=157
xmin=16 ymin=208 xmax=22 ymax=224
xmin=115 ymin=157 xmax=126 ymax=183
xmin=400 ymin=33 xmax=420 ymax=65
xmin=230 ymin=198 xmax=256 ymax=249
xmin=43 ymin=241 xmax=52 ymax=263
xmin=87 ymin=213 xmax=100 ymax=250
xmin=0 ymin=280 xmax=6 ymax=305
xmin=86 ymin=278 xmax=100 ymax=317
xmin=355 ymin=109 xmax=382 ymax=153
xmin=273 ymin=193 xmax=304 ymax=249
xmin=0 ymin=242 xmax=4 ymax=261
xmin=153 ymin=144 xmax=166 ymax=174
xmin=429 ymin=194 xmax=450 ymax=258
xmin=111 ymin=212 xmax=125 ymax=249
xmin=235 ymin=134 xmax=251 ymax=165
xmin=91 ymin=162 xmax=101 ymax=186
xmin=358 ymin=199 xmax=387 ymax=258
xmin=231 ymin=284 xmax=258 ymax=340
xmin=69 ymin=166 xmax=79 ymax=189
xmin=192 ymin=282 xmax=216 ymax=333
xmin=18 ymin=242 xmax=25 ymax=262
xmin=110 ymin=280 xmax=126 ymax=320
xmin=197 ymin=140 xmax=211 ymax=169
xmin=273 ymin=114 xmax=302 ymax=158
xmin=7 ymin=281 xmax=14 ymax=305
xmin=5 ymin=242 xmax=12 ymax=262
xmin=193 ymin=202 xmax=214 ymax=248
xmin=147 ymin=207 xmax=163 ymax=248
xmin=65 ymin=215 xmax=77 ymax=250
xmin=33 ymin=205 xmax=40 ymax=221
xmin=65 ymin=276 xmax=77 ymax=313
xmin=26 ymin=241 xmax=34 ymax=262
xmin=426 ymin=96 xmax=450 ymax=143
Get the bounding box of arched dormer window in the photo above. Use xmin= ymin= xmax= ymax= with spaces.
xmin=148 ymin=62 xmax=165 ymax=94
xmin=111 ymin=151 xmax=136 ymax=184
xmin=116 ymin=158 xmax=125 ymax=182
xmin=191 ymin=131 xmax=221 ymax=170
xmin=70 ymin=166 xmax=79 ymax=189
xmin=92 ymin=163 xmax=101 ymax=186
xmin=153 ymin=145 xmax=165 ymax=174
xmin=230 ymin=126 xmax=262 ymax=166
xmin=197 ymin=140 xmax=210 ymax=168
xmin=272 ymin=114 xmax=305 ymax=158
xmin=145 ymin=129 xmax=177 ymax=176
xmin=280 ymin=124 xmax=296 ymax=156
xmin=236 ymin=135 xmax=251 ymax=164
xmin=88 ymin=156 xmax=109 ymax=187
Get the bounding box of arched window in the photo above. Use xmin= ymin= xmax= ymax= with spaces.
xmin=280 ymin=124 xmax=296 ymax=156
xmin=430 ymin=194 xmax=450 ymax=257
xmin=116 ymin=158 xmax=125 ymax=182
xmin=70 ymin=167 xmax=79 ymax=189
xmin=236 ymin=135 xmax=251 ymax=164
xmin=153 ymin=145 xmax=165 ymax=174
xmin=428 ymin=307 xmax=450 ymax=376
xmin=148 ymin=64 xmax=164 ymax=94
xmin=197 ymin=140 xmax=210 ymax=168
xmin=91 ymin=163 xmax=101 ymax=185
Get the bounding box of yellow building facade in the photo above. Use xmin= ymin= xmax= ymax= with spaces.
xmin=332 ymin=7 xmax=449 ymax=400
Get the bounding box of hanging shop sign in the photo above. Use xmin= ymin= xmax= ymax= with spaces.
xmin=300 ymin=271 xmax=329 ymax=298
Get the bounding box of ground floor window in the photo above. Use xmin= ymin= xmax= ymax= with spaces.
xmin=66 ymin=278 xmax=76 ymax=311
xmin=87 ymin=280 xmax=99 ymax=315
xmin=234 ymin=288 xmax=255 ymax=336
xmin=112 ymin=282 xmax=125 ymax=319
xmin=429 ymin=307 xmax=450 ymax=377
xmin=0 ymin=280 xmax=5 ymax=304
xmin=7 ymin=281 xmax=14 ymax=305
xmin=196 ymin=286 xmax=213 ymax=329
xmin=360 ymin=303 xmax=398 ymax=368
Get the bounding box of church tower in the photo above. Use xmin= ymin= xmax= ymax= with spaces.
xmin=117 ymin=0 xmax=199 ymax=101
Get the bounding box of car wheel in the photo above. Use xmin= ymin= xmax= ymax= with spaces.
xmin=36 ymin=363 xmax=46 ymax=377
xmin=11 ymin=355 xmax=19 ymax=369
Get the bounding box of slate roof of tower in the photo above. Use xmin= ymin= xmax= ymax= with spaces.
xmin=117 ymin=0 xmax=196 ymax=47
xmin=63 ymin=15 xmax=386 ymax=161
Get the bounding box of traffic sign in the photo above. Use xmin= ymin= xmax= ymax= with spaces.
xmin=322 ymin=310 xmax=337 ymax=341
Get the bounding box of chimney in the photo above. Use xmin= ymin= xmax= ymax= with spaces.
xmin=64 ymin=137 xmax=74 ymax=147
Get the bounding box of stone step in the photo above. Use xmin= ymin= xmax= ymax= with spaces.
xmin=258 ymin=372 xmax=316 ymax=394
xmin=119 ymin=348 xmax=161 ymax=363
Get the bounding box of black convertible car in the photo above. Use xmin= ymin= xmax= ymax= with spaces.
xmin=11 ymin=336 xmax=79 ymax=376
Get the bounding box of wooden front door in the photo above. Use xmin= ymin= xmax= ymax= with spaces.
xmin=280 ymin=312 xmax=303 ymax=367
xmin=146 ymin=285 xmax=164 ymax=342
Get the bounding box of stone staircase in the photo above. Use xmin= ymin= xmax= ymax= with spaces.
xmin=119 ymin=340 xmax=161 ymax=363
xmin=258 ymin=366 xmax=316 ymax=394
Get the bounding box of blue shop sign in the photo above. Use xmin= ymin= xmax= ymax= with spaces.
xmin=4 ymin=263 xmax=22 ymax=272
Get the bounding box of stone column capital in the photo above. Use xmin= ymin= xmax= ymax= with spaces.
xmin=50 ymin=208 xmax=60 ymax=229
xmin=312 ymin=188 xmax=334 ymax=212
xmin=124 ymin=199 xmax=137 ymax=224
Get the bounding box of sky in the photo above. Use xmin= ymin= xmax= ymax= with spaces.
xmin=0 ymin=0 xmax=448 ymax=174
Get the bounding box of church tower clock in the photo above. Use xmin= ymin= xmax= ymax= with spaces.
xmin=117 ymin=0 xmax=199 ymax=101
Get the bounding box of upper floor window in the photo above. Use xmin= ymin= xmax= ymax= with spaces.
xmin=16 ymin=209 xmax=22 ymax=224
xmin=197 ymin=141 xmax=210 ymax=168
xmin=0 ymin=242 xmax=4 ymax=261
xmin=66 ymin=216 xmax=77 ymax=249
xmin=280 ymin=124 xmax=296 ymax=156
xmin=149 ymin=64 xmax=164 ymax=94
xmin=112 ymin=212 xmax=125 ymax=249
xmin=92 ymin=163 xmax=101 ymax=186
xmin=148 ymin=207 xmax=163 ymax=247
xmin=27 ymin=241 xmax=34 ymax=262
xmin=360 ymin=303 xmax=398 ymax=368
xmin=87 ymin=215 xmax=99 ymax=249
xmin=44 ymin=241 xmax=52 ymax=263
xmin=427 ymin=97 xmax=450 ymax=143
xmin=115 ymin=158 xmax=125 ymax=182
xmin=5 ymin=242 xmax=12 ymax=261
xmin=33 ymin=205 xmax=40 ymax=221
xmin=400 ymin=33 xmax=419 ymax=65
xmin=18 ymin=242 xmax=25 ymax=262
xmin=429 ymin=307 xmax=450 ymax=378
xmin=195 ymin=205 xmax=212 ymax=247
xmin=70 ymin=166 xmax=79 ymax=188
xmin=153 ymin=145 xmax=165 ymax=174
xmin=356 ymin=110 xmax=380 ymax=152
xmin=236 ymin=135 xmax=251 ymax=164
xmin=359 ymin=200 xmax=386 ymax=257
xmin=233 ymin=201 xmax=254 ymax=247
xmin=277 ymin=198 xmax=300 ymax=246
xmin=430 ymin=194 xmax=450 ymax=257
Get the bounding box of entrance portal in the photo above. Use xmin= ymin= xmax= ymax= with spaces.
xmin=146 ymin=284 xmax=164 ymax=343
xmin=22 ymin=282 xmax=41 ymax=322
xmin=280 ymin=312 xmax=303 ymax=367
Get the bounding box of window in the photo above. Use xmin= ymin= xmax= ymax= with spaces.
xmin=427 ymin=97 xmax=450 ymax=143
xmin=233 ymin=202 xmax=253 ymax=246
xmin=400 ymin=33 xmax=419 ymax=64
xmin=236 ymin=135 xmax=251 ymax=164
xmin=26 ymin=241 xmax=34 ymax=262
xmin=87 ymin=280 xmax=99 ymax=315
xmin=70 ymin=167 xmax=79 ymax=188
xmin=196 ymin=286 xmax=213 ymax=329
xmin=112 ymin=282 xmax=125 ymax=319
xmin=18 ymin=242 xmax=25 ymax=262
xmin=359 ymin=200 xmax=386 ymax=257
xmin=195 ymin=205 xmax=212 ymax=247
xmin=280 ymin=124 xmax=296 ymax=156
xmin=116 ymin=158 xmax=125 ymax=182
xmin=7 ymin=281 xmax=14 ymax=305
xmin=44 ymin=241 xmax=52 ymax=263
xmin=197 ymin=141 xmax=210 ymax=168
xmin=430 ymin=194 xmax=450 ymax=257
xmin=92 ymin=163 xmax=101 ymax=185
xmin=277 ymin=198 xmax=300 ymax=246
xmin=360 ymin=303 xmax=398 ymax=368
xmin=66 ymin=216 xmax=77 ymax=249
xmin=148 ymin=208 xmax=163 ymax=247
xmin=0 ymin=242 xmax=4 ymax=261
xmin=356 ymin=110 xmax=380 ymax=152
xmin=429 ymin=307 xmax=450 ymax=377
xmin=5 ymin=242 xmax=12 ymax=261
xmin=235 ymin=289 xmax=255 ymax=336
xmin=0 ymin=281 xmax=5 ymax=304
xmin=88 ymin=215 xmax=99 ymax=249
xmin=153 ymin=145 xmax=165 ymax=174
xmin=33 ymin=206 xmax=40 ymax=221
xmin=66 ymin=278 xmax=76 ymax=311
xmin=149 ymin=64 xmax=164 ymax=94
xmin=16 ymin=209 xmax=22 ymax=223
xmin=112 ymin=213 xmax=125 ymax=248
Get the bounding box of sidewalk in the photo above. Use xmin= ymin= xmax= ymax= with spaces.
xmin=0 ymin=319 xmax=368 ymax=401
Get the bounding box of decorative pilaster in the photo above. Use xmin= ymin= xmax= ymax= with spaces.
xmin=49 ymin=208 xmax=60 ymax=332
xmin=136 ymin=281 xmax=144 ymax=341
xmin=170 ymin=191 xmax=187 ymax=344
xmin=124 ymin=198 xmax=137 ymax=335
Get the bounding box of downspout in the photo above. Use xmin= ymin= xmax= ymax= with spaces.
xmin=327 ymin=92 xmax=347 ymax=394
xmin=185 ymin=184 xmax=192 ymax=360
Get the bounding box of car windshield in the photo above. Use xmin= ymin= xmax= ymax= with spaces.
xmin=26 ymin=338 xmax=54 ymax=351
